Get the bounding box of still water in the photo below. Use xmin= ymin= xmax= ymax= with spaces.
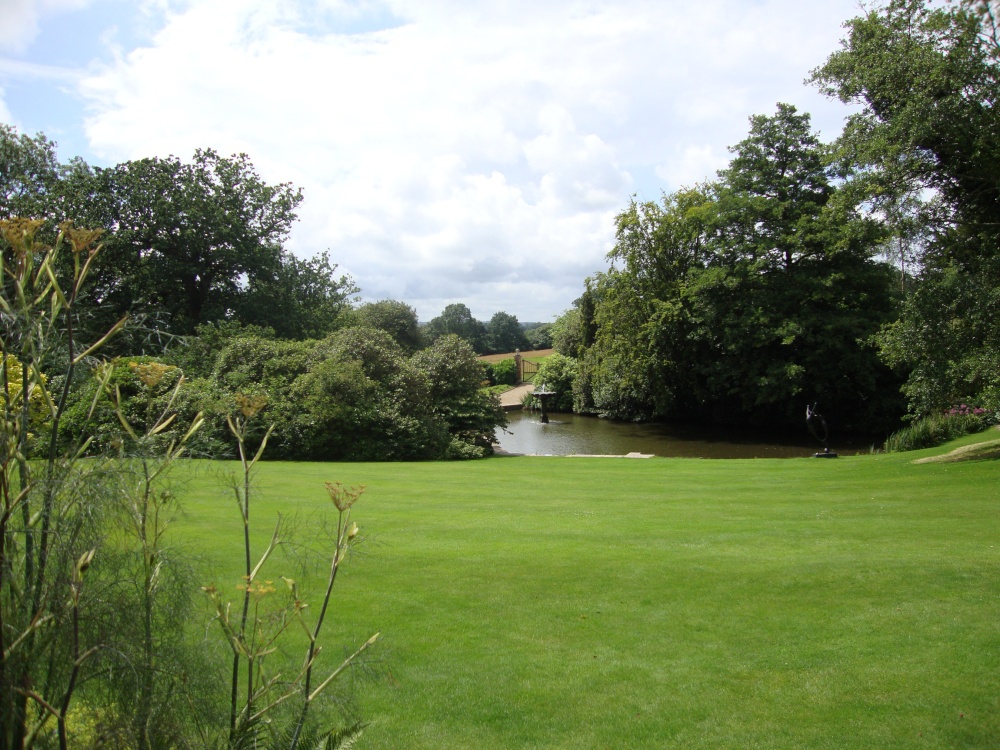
xmin=496 ymin=410 xmax=874 ymax=459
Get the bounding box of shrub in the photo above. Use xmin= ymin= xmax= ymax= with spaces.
xmin=412 ymin=335 xmax=507 ymax=456
xmin=884 ymin=408 xmax=992 ymax=452
xmin=0 ymin=218 xmax=380 ymax=749
xmin=487 ymin=358 xmax=518 ymax=386
xmin=534 ymin=354 xmax=579 ymax=412
xmin=289 ymin=327 xmax=444 ymax=461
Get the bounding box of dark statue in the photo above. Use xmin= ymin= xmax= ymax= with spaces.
xmin=806 ymin=403 xmax=838 ymax=458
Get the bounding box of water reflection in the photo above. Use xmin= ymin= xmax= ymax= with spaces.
xmin=496 ymin=410 xmax=872 ymax=459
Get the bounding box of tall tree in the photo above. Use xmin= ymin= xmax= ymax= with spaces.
xmin=234 ymin=250 xmax=357 ymax=340
xmin=714 ymin=103 xmax=834 ymax=271
xmin=485 ymin=311 xmax=529 ymax=354
xmin=423 ymin=303 xmax=488 ymax=352
xmin=578 ymin=187 xmax=714 ymax=419
xmin=578 ymin=106 xmax=902 ymax=431
xmin=89 ymin=149 xmax=303 ymax=334
xmin=0 ymin=124 xmax=60 ymax=220
xmin=812 ymin=0 xmax=1000 ymax=415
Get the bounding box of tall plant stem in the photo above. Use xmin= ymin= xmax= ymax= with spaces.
xmin=11 ymin=355 xmax=33 ymax=750
xmin=137 ymin=458 xmax=154 ymax=750
xmin=229 ymin=420 xmax=253 ymax=741
xmin=32 ymin=277 xmax=77 ymax=618
xmin=288 ymin=510 xmax=347 ymax=750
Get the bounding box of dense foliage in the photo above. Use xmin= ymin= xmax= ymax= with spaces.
xmin=523 ymin=322 xmax=553 ymax=350
xmin=545 ymin=1 xmax=1000 ymax=434
xmin=574 ymin=106 xmax=903 ymax=431
xmin=0 ymin=131 xmax=507 ymax=461
xmin=423 ymin=304 xmax=533 ymax=354
xmin=486 ymin=358 xmax=518 ymax=386
xmin=811 ymin=0 xmax=1000 ymax=420
xmin=0 ymin=135 xmax=356 ymax=342
xmin=485 ymin=311 xmax=530 ymax=354
xmin=5 ymin=0 xmax=999 ymax=447
xmin=0 ymin=220 xmax=378 ymax=749
xmin=55 ymin=327 xmax=505 ymax=462
xmin=534 ymin=353 xmax=578 ymax=412
xmin=350 ymin=300 xmax=422 ymax=353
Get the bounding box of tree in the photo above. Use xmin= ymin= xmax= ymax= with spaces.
xmin=550 ymin=289 xmax=597 ymax=359
xmin=0 ymin=124 xmax=60 ymax=220
xmin=577 ymin=107 xmax=902 ymax=431
xmin=423 ymin=303 xmax=488 ymax=352
xmin=351 ymin=300 xmax=422 ymax=353
xmin=485 ymin=311 xmax=529 ymax=354
xmin=234 ymin=250 xmax=357 ymax=340
xmin=951 ymin=0 xmax=1000 ymax=57
xmin=534 ymin=353 xmax=578 ymax=412
xmin=714 ymin=103 xmax=834 ymax=271
xmin=812 ymin=0 xmax=1000 ymax=416
xmin=812 ymin=0 xmax=1000 ymax=251
xmin=87 ymin=149 xmax=303 ymax=334
xmin=2 ymin=132 xmax=361 ymax=344
xmin=577 ymin=187 xmax=715 ymax=420
xmin=523 ymin=322 xmax=553 ymax=350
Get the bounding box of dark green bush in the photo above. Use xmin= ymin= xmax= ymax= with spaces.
xmin=412 ymin=335 xmax=506 ymax=457
xmin=487 ymin=358 xmax=517 ymax=386
xmin=288 ymin=327 xmax=446 ymax=461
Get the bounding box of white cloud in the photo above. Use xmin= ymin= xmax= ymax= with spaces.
xmin=656 ymin=145 xmax=729 ymax=190
xmin=0 ymin=86 xmax=12 ymax=123
xmin=0 ymin=0 xmax=93 ymax=53
xmin=40 ymin=0 xmax=868 ymax=321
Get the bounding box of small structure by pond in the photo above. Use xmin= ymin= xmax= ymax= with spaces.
xmin=531 ymin=383 xmax=557 ymax=424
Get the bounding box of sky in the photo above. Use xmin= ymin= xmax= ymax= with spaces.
xmin=0 ymin=0 xmax=869 ymax=324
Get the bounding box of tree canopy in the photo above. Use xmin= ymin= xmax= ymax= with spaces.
xmin=351 ymin=300 xmax=422 ymax=353
xmin=91 ymin=149 xmax=304 ymax=334
xmin=485 ymin=311 xmax=529 ymax=354
xmin=423 ymin=303 xmax=488 ymax=352
xmin=575 ymin=105 xmax=902 ymax=431
xmin=0 ymin=125 xmax=60 ymax=219
xmin=811 ymin=0 xmax=1000 ymax=417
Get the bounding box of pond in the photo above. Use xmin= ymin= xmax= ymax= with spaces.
xmin=495 ymin=410 xmax=877 ymax=459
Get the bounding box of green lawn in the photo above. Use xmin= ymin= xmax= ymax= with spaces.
xmin=171 ymin=431 xmax=1000 ymax=749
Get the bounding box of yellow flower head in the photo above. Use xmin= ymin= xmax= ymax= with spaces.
xmin=325 ymin=481 xmax=366 ymax=512
xmin=129 ymin=361 xmax=176 ymax=389
xmin=234 ymin=393 xmax=268 ymax=418
xmin=0 ymin=218 xmax=44 ymax=257
xmin=59 ymin=222 xmax=104 ymax=255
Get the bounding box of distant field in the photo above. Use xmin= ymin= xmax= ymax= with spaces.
xmin=478 ymin=348 xmax=554 ymax=364
xmin=170 ymin=430 xmax=1000 ymax=749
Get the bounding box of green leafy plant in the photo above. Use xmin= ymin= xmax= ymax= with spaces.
xmin=202 ymin=395 xmax=379 ymax=749
xmin=0 ymin=218 xmax=126 ymax=749
xmin=486 ymin=358 xmax=517 ymax=386
xmin=534 ymin=354 xmax=578 ymax=412
xmin=884 ymin=409 xmax=992 ymax=452
xmin=1 ymin=218 xmax=383 ymax=748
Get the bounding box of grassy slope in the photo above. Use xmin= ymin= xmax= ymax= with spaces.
xmin=171 ymin=431 xmax=1000 ymax=749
